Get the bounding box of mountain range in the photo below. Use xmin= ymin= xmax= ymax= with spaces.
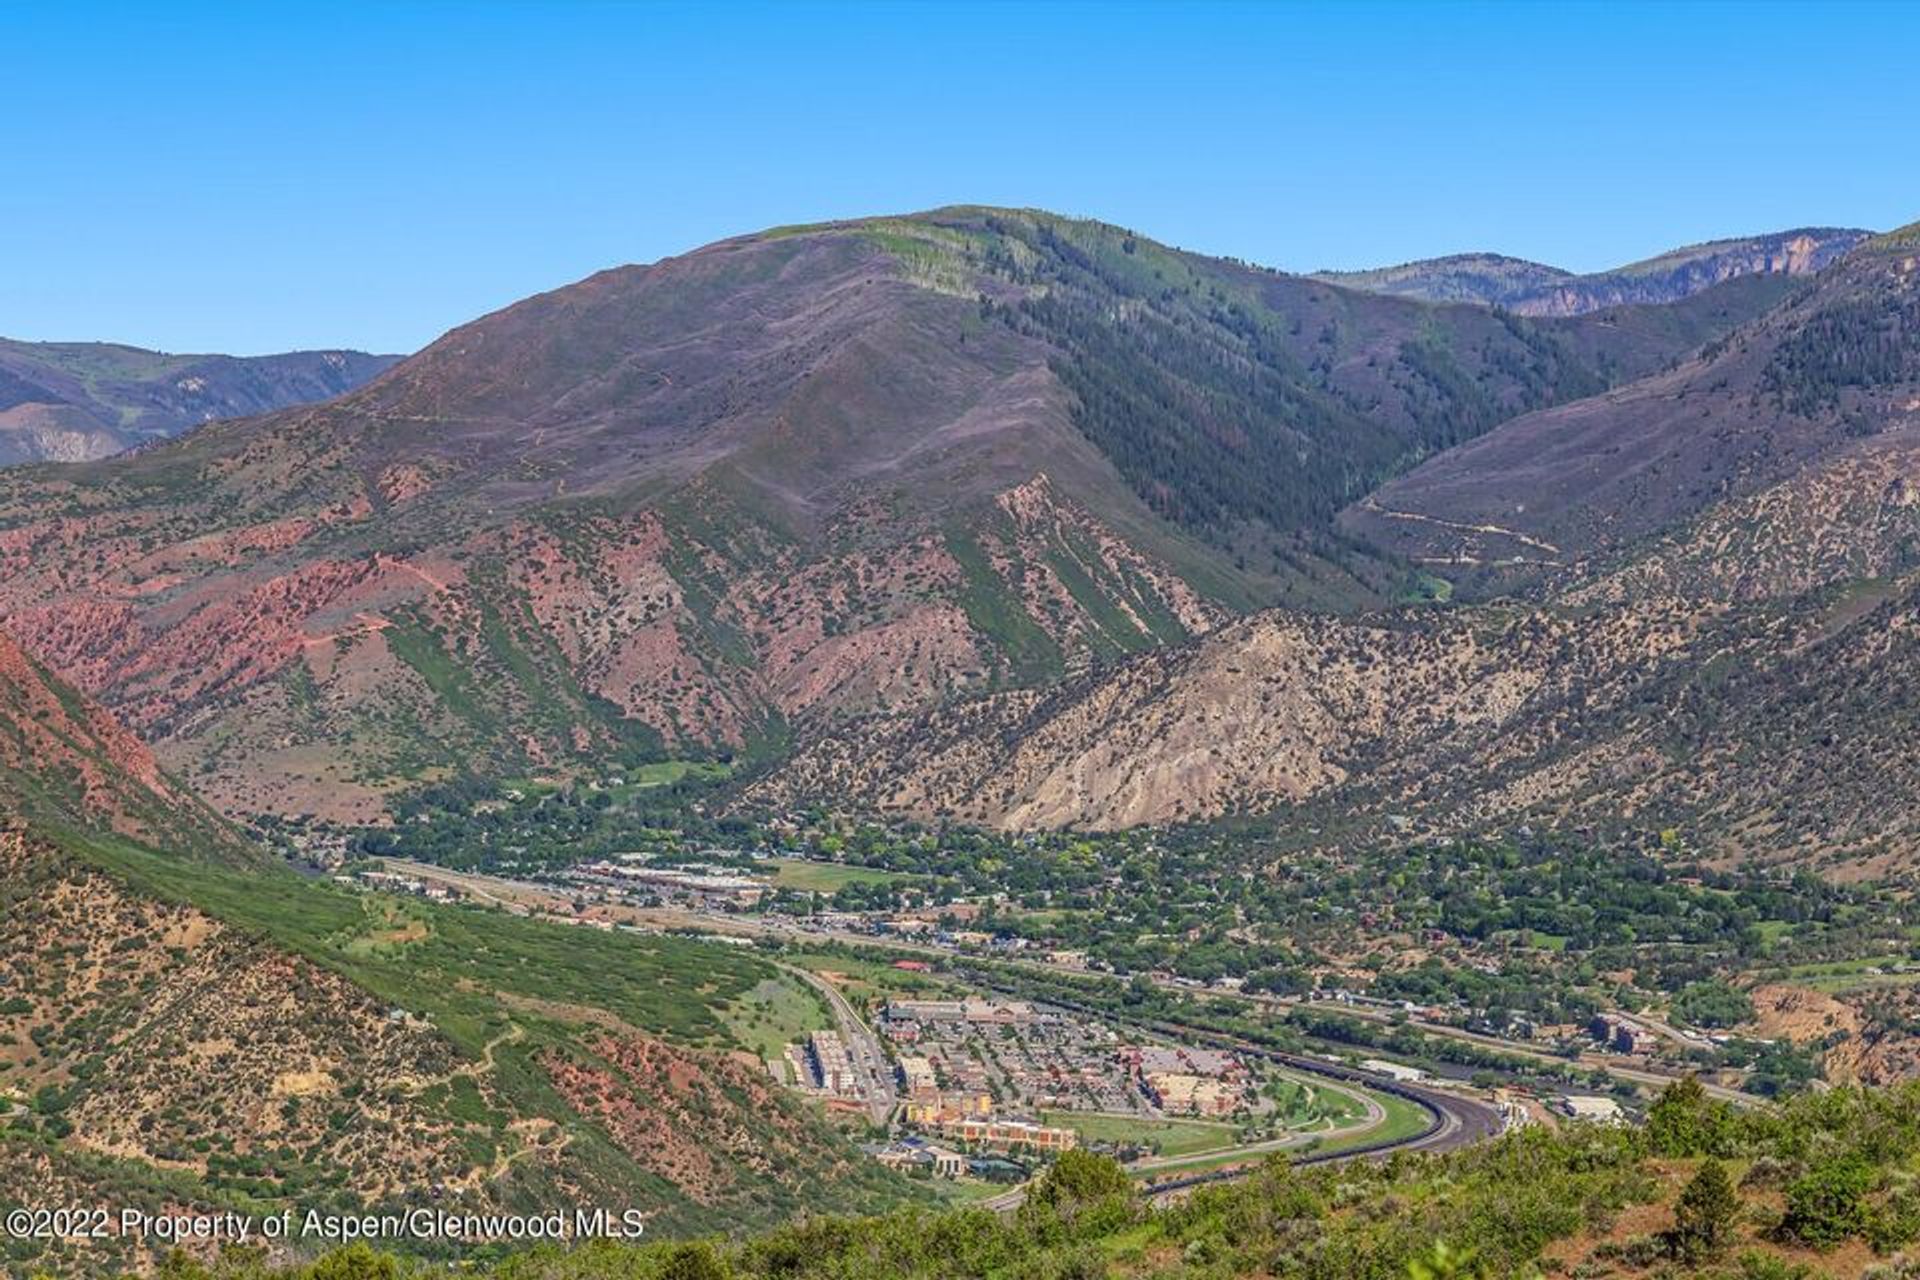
xmin=0 ymin=208 xmax=1824 ymax=825
xmin=0 ymin=209 xmax=1915 ymax=868
xmin=3 ymin=204 xmax=1919 ymax=1273
xmin=1312 ymin=226 xmax=1870 ymax=314
xmin=0 ymin=339 xmax=399 ymax=465
xmin=767 ymin=222 xmax=1920 ymax=865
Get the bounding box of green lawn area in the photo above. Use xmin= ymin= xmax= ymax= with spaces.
xmin=627 ymin=760 xmax=733 ymax=789
xmin=1785 ymin=955 xmax=1920 ymax=993
xmin=1299 ymin=1090 xmax=1432 ymax=1157
xmin=932 ymin=1177 xmax=1015 ymax=1206
xmin=766 ymin=857 xmax=917 ymax=892
xmin=1268 ymin=1075 xmax=1368 ymax=1128
xmin=722 ymin=972 xmax=833 ymax=1077
xmin=1041 ymin=1110 xmax=1237 ymax=1158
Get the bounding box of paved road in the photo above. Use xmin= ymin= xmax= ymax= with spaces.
xmin=384 ymin=858 xmax=1746 ymax=1111
xmin=1283 ymin=998 xmax=1762 ymax=1106
xmin=383 ymin=858 xmax=1517 ymax=1212
xmin=777 ymin=960 xmax=897 ymax=1127
xmin=968 ymin=981 xmax=1506 ymax=1213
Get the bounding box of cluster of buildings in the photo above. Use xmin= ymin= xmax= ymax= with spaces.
xmin=881 ymin=997 xmax=1144 ymax=1114
xmin=1588 ymin=1013 xmax=1659 ymax=1056
xmin=875 ymin=997 xmax=1266 ymax=1158
xmin=864 ymin=1137 xmax=1029 ymax=1182
xmin=878 ymin=997 xmax=1112 ymax=1156
xmin=880 ymin=998 xmax=1040 ymax=1033
xmin=870 ymin=1138 xmax=968 ymax=1178
xmin=787 ymin=1030 xmax=870 ymax=1108
xmin=351 ymin=869 xmax=464 ymax=903
xmin=917 ymin=1115 xmax=1077 ymax=1153
xmin=567 ymin=858 xmax=767 ymax=909
xmin=1126 ymin=1045 xmax=1250 ymax=1117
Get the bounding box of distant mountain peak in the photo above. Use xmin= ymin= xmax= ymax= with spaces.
xmin=0 ymin=339 xmax=400 ymax=466
xmin=1316 ymin=226 xmax=1873 ymax=315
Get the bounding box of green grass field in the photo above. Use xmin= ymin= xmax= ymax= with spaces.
xmin=1040 ymin=1110 xmax=1238 ymax=1158
xmin=780 ymin=949 xmax=954 ymax=1009
xmin=722 ymin=973 xmax=833 ymax=1075
xmin=766 ymin=858 xmax=916 ymax=892
xmin=1301 ymin=1090 xmax=1432 ymax=1156
xmin=1784 ymin=954 xmax=1920 ymax=993
xmin=626 ymin=760 xmax=733 ymax=789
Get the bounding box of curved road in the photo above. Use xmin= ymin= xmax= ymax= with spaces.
xmin=975 ymin=989 xmax=1505 ymax=1212
xmin=378 ymin=859 xmax=1510 ymax=1184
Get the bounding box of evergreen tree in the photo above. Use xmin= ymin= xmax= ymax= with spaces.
xmin=1670 ymin=1157 xmax=1741 ymax=1261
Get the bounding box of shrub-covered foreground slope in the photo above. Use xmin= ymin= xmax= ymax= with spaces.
xmin=91 ymin=1079 xmax=1920 ymax=1280
xmin=0 ymin=631 xmax=917 ymax=1277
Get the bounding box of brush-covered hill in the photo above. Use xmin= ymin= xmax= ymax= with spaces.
xmin=94 ymin=1078 xmax=1920 ymax=1280
xmin=1342 ymin=223 xmax=1920 ymax=591
xmin=760 ymin=223 xmax=1920 ymax=865
xmin=0 ymin=208 xmax=1767 ymax=821
xmin=0 ymin=645 xmax=918 ymax=1276
xmin=1316 ymin=226 xmax=1870 ymax=315
xmin=757 ymin=568 xmax=1920 ymax=867
xmin=0 ymin=340 xmax=399 ymax=465
xmin=0 ymin=628 xmax=248 ymax=860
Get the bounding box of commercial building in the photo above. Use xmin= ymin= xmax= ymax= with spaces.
xmin=1556 ymin=1095 xmax=1625 ymax=1124
xmin=1141 ymin=1071 xmax=1241 ymax=1116
xmin=925 ymin=1116 xmax=1078 ymax=1153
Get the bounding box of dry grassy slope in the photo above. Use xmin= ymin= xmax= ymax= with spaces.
xmin=1556 ymin=425 xmax=1920 ymax=606
xmin=755 ymin=600 xmax=1698 ymax=831
xmin=1342 ymin=229 xmax=1920 ymax=589
xmin=0 ymin=207 xmax=1757 ymax=820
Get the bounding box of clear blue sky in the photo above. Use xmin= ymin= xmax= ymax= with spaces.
xmin=5 ymin=0 xmax=1915 ymax=355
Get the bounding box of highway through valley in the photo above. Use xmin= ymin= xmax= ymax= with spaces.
xmin=380 ymin=858 xmax=1550 ymax=1189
